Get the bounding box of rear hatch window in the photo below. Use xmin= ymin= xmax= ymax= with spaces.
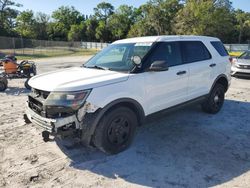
xmin=211 ymin=41 xmax=228 ymax=56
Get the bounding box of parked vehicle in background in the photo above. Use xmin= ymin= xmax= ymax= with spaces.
xmin=25 ymin=35 xmax=231 ymax=154
xmin=231 ymin=51 xmax=250 ymax=77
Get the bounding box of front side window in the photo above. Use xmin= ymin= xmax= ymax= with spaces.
xmin=145 ymin=42 xmax=182 ymax=68
xmin=181 ymin=41 xmax=211 ymax=63
xmin=84 ymin=43 xmax=152 ymax=72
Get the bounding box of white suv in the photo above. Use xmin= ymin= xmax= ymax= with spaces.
xmin=25 ymin=36 xmax=231 ymax=154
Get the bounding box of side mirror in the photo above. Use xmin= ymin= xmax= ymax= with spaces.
xmin=149 ymin=60 xmax=169 ymax=71
xmin=131 ymin=56 xmax=142 ymax=66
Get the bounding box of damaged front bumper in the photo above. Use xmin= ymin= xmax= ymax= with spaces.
xmin=25 ymin=101 xmax=99 ymax=139
xmin=25 ymin=105 xmax=80 ymax=134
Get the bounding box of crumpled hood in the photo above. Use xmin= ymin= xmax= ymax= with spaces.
xmin=28 ymin=67 xmax=129 ymax=92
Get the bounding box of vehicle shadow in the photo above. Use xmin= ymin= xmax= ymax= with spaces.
xmin=233 ymin=75 xmax=250 ymax=80
xmin=4 ymin=86 xmax=30 ymax=95
xmin=56 ymin=99 xmax=250 ymax=187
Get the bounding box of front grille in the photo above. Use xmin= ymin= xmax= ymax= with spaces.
xmin=238 ymin=65 xmax=250 ymax=69
xmin=28 ymin=88 xmax=50 ymax=117
xmin=28 ymin=96 xmax=45 ymax=116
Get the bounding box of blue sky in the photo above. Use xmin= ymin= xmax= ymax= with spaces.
xmin=15 ymin=0 xmax=250 ymax=15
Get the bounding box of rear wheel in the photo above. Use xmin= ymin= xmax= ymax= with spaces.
xmin=202 ymin=83 xmax=225 ymax=114
xmin=93 ymin=107 xmax=138 ymax=154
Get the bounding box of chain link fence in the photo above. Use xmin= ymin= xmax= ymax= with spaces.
xmin=1 ymin=36 xmax=249 ymax=58
xmin=0 ymin=36 xmax=109 ymax=58
xmin=224 ymin=44 xmax=250 ymax=52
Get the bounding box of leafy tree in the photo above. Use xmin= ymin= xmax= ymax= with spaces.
xmin=94 ymin=2 xmax=114 ymax=22
xmin=15 ymin=10 xmax=36 ymax=38
xmin=173 ymin=0 xmax=235 ymax=43
xmin=95 ymin=20 xmax=112 ymax=42
xmin=50 ymin=6 xmax=84 ymax=40
xmin=235 ymin=10 xmax=250 ymax=43
xmin=93 ymin=2 xmax=114 ymax=42
xmin=68 ymin=22 xmax=86 ymax=41
xmin=108 ymin=5 xmax=136 ymax=40
xmin=0 ymin=0 xmax=21 ymax=36
xmin=85 ymin=17 xmax=98 ymax=41
xmin=47 ymin=22 xmax=68 ymax=41
xmin=52 ymin=6 xmax=83 ymax=29
xmin=128 ymin=0 xmax=182 ymax=37
xmin=34 ymin=12 xmax=50 ymax=40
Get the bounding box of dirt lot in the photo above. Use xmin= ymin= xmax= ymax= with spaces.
xmin=0 ymin=56 xmax=250 ymax=188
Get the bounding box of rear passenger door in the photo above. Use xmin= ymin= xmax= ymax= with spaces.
xmin=180 ymin=41 xmax=213 ymax=100
xmin=143 ymin=42 xmax=189 ymax=114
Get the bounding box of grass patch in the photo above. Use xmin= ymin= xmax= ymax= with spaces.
xmin=2 ymin=48 xmax=99 ymax=60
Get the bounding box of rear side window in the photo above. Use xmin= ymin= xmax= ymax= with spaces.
xmin=180 ymin=41 xmax=211 ymax=64
xmin=147 ymin=42 xmax=182 ymax=67
xmin=211 ymin=41 xmax=229 ymax=56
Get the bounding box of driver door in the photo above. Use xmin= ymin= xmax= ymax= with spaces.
xmin=143 ymin=42 xmax=189 ymax=115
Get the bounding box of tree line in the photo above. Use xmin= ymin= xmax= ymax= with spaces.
xmin=0 ymin=0 xmax=250 ymax=43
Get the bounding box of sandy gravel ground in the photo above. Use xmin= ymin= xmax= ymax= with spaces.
xmin=0 ymin=56 xmax=250 ymax=188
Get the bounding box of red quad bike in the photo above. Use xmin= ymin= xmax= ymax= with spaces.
xmin=0 ymin=55 xmax=37 ymax=91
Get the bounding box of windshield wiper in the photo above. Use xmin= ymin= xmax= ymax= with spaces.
xmin=83 ymin=65 xmax=110 ymax=70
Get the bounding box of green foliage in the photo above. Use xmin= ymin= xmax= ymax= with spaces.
xmin=128 ymin=0 xmax=182 ymax=37
xmin=1 ymin=0 xmax=250 ymax=43
xmin=173 ymin=0 xmax=235 ymax=43
xmin=108 ymin=5 xmax=136 ymax=40
xmin=93 ymin=2 xmax=114 ymax=21
xmin=0 ymin=0 xmax=21 ymax=36
xmin=15 ymin=10 xmax=36 ymax=38
xmin=68 ymin=23 xmax=86 ymax=41
xmin=235 ymin=9 xmax=250 ymax=43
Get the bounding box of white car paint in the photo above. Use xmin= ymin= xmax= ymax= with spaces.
xmin=28 ymin=67 xmax=129 ymax=92
xmin=27 ymin=35 xmax=231 ymax=131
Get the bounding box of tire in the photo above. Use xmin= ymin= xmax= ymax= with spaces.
xmin=25 ymin=78 xmax=31 ymax=90
xmin=202 ymin=83 xmax=225 ymax=114
xmin=93 ymin=107 xmax=138 ymax=154
xmin=0 ymin=80 xmax=7 ymax=92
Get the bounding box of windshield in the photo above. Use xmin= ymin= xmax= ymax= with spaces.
xmin=84 ymin=43 xmax=153 ymax=72
xmin=239 ymin=51 xmax=250 ymax=60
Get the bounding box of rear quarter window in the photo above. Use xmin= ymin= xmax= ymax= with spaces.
xmin=211 ymin=41 xmax=228 ymax=56
xmin=180 ymin=41 xmax=211 ymax=64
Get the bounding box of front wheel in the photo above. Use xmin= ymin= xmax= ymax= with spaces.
xmin=24 ymin=78 xmax=31 ymax=90
xmin=202 ymin=83 xmax=225 ymax=114
xmin=93 ymin=107 xmax=138 ymax=154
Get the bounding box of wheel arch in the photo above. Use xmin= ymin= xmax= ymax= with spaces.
xmin=82 ymin=98 xmax=145 ymax=146
xmin=210 ymin=74 xmax=229 ymax=93
xmin=100 ymin=98 xmax=145 ymax=125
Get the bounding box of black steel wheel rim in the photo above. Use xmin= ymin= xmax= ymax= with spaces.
xmin=212 ymin=88 xmax=224 ymax=110
xmin=107 ymin=115 xmax=131 ymax=146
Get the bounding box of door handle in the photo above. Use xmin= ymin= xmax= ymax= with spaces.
xmin=209 ymin=63 xmax=216 ymax=67
xmin=176 ymin=71 xmax=187 ymax=75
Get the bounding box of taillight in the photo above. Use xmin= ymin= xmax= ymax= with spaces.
xmin=229 ymin=57 xmax=237 ymax=64
xmin=229 ymin=57 xmax=233 ymax=63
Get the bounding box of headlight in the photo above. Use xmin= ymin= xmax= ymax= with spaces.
xmin=44 ymin=90 xmax=91 ymax=110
